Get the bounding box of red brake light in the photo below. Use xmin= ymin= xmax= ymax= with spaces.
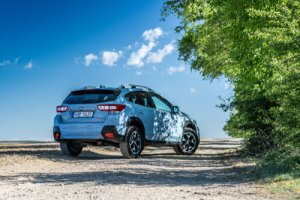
xmin=97 ymin=104 xmax=126 ymax=112
xmin=56 ymin=106 xmax=68 ymax=112
xmin=103 ymin=132 xmax=115 ymax=139
xmin=54 ymin=133 xmax=60 ymax=140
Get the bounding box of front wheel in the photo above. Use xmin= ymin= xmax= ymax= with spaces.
xmin=120 ymin=126 xmax=144 ymax=159
xmin=173 ymin=128 xmax=199 ymax=155
xmin=60 ymin=141 xmax=83 ymax=157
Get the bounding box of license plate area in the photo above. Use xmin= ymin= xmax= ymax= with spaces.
xmin=73 ymin=111 xmax=94 ymax=118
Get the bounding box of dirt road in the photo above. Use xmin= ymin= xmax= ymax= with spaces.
xmin=0 ymin=139 xmax=271 ymax=200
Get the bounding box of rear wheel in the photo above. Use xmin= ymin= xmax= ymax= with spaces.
xmin=120 ymin=126 xmax=144 ymax=159
xmin=173 ymin=128 xmax=199 ymax=155
xmin=60 ymin=141 xmax=83 ymax=157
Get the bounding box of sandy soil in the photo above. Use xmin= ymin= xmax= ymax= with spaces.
xmin=0 ymin=139 xmax=273 ymax=200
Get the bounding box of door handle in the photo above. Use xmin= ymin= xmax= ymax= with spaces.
xmin=139 ymin=111 xmax=143 ymax=115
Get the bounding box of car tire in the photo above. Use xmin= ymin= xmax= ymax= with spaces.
xmin=60 ymin=141 xmax=83 ymax=157
xmin=120 ymin=126 xmax=144 ymax=159
xmin=173 ymin=128 xmax=199 ymax=155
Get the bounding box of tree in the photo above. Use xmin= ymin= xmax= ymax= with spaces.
xmin=162 ymin=0 xmax=300 ymax=156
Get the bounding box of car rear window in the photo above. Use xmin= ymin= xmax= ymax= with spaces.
xmin=63 ymin=89 xmax=120 ymax=104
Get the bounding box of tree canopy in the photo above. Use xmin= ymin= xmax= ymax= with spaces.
xmin=162 ymin=0 xmax=300 ymax=164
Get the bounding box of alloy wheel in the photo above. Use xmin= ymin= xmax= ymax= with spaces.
xmin=129 ymin=130 xmax=142 ymax=155
xmin=180 ymin=132 xmax=197 ymax=153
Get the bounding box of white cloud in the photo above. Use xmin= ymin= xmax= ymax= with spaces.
xmin=190 ymin=88 xmax=196 ymax=93
xmin=142 ymin=27 xmax=163 ymax=42
xmin=84 ymin=53 xmax=98 ymax=66
xmin=14 ymin=57 xmax=20 ymax=64
xmin=101 ymin=51 xmax=122 ymax=66
xmin=147 ymin=42 xmax=175 ymax=63
xmin=0 ymin=57 xmax=21 ymax=68
xmin=24 ymin=60 xmax=33 ymax=70
xmin=127 ymin=27 xmax=165 ymax=68
xmin=0 ymin=60 xmax=11 ymax=66
xmin=127 ymin=41 xmax=156 ymax=67
xmin=167 ymin=65 xmax=185 ymax=75
xmin=135 ymin=71 xmax=143 ymax=76
xmin=126 ymin=45 xmax=132 ymax=50
xmin=79 ymin=27 xmax=167 ymax=69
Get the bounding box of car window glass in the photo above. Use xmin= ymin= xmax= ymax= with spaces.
xmin=151 ymin=95 xmax=172 ymax=112
xmin=135 ymin=93 xmax=145 ymax=106
xmin=63 ymin=90 xmax=119 ymax=104
xmin=125 ymin=92 xmax=154 ymax=108
xmin=125 ymin=92 xmax=136 ymax=103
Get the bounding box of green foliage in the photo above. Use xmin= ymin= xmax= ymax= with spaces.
xmin=162 ymin=0 xmax=300 ymax=166
xmin=258 ymin=150 xmax=300 ymax=178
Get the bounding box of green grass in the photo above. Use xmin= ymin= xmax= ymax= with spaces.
xmin=237 ymin=148 xmax=300 ymax=199
xmin=261 ymin=178 xmax=300 ymax=200
xmin=254 ymin=152 xmax=299 ymax=199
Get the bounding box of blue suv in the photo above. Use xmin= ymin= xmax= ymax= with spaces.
xmin=53 ymin=84 xmax=200 ymax=158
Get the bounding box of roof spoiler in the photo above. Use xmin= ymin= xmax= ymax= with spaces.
xmin=80 ymin=84 xmax=106 ymax=90
xmin=80 ymin=86 xmax=97 ymax=90
xmin=118 ymin=84 xmax=154 ymax=91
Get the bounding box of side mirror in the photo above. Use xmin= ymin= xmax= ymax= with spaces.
xmin=173 ymin=106 xmax=179 ymax=113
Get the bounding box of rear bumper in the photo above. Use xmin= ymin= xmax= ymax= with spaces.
xmin=59 ymin=122 xmax=104 ymax=139
xmin=101 ymin=125 xmax=126 ymax=142
xmin=53 ymin=124 xmax=125 ymax=143
xmin=53 ymin=113 xmax=127 ymax=143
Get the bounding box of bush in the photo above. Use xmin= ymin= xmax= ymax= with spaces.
xmin=162 ymin=0 xmax=300 ymax=176
xmin=258 ymin=150 xmax=300 ymax=178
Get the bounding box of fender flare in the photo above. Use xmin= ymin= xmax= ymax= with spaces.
xmin=184 ymin=121 xmax=200 ymax=138
xmin=125 ymin=117 xmax=145 ymax=139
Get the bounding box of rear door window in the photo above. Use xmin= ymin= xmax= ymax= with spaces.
xmin=63 ymin=89 xmax=120 ymax=104
xmin=125 ymin=91 xmax=154 ymax=108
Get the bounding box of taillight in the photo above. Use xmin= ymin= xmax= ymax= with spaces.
xmin=103 ymin=132 xmax=115 ymax=139
xmin=97 ymin=104 xmax=126 ymax=112
xmin=54 ymin=132 xmax=60 ymax=140
xmin=56 ymin=106 xmax=68 ymax=112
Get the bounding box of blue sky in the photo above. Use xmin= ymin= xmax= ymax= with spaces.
xmin=0 ymin=0 xmax=232 ymax=140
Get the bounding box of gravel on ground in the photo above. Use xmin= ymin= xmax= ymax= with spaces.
xmin=0 ymin=139 xmax=273 ymax=200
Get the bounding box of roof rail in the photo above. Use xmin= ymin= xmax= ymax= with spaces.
xmin=119 ymin=84 xmax=154 ymax=91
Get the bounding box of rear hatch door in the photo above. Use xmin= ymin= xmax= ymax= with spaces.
xmin=60 ymin=89 xmax=120 ymax=123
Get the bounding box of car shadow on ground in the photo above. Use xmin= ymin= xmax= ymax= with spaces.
xmin=0 ymin=139 xmax=240 ymax=161
xmin=0 ymin=147 xmax=124 ymax=161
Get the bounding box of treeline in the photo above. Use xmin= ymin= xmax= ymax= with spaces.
xmin=162 ymin=0 xmax=299 ymax=176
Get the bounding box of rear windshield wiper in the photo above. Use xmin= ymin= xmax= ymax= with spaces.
xmin=82 ymin=100 xmax=99 ymax=103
